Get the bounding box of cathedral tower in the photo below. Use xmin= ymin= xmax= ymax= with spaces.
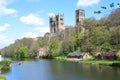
xmin=75 ymin=9 xmax=85 ymax=32
xmin=50 ymin=14 xmax=65 ymax=33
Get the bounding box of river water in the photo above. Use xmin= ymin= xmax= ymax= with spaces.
xmin=4 ymin=60 xmax=120 ymax=80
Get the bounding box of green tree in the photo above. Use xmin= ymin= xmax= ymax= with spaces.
xmin=83 ymin=18 xmax=99 ymax=31
xmin=29 ymin=41 xmax=39 ymax=58
xmin=60 ymin=27 xmax=76 ymax=55
xmin=75 ymin=32 xmax=85 ymax=52
xmin=90 ymin=26 xmax=111 ymax=52
xmin=110 ymin=26 xmax=120 ymax=51
xmin=107 ymin=8 xmax=120 ymax=27
xmin=61 ymin=40 xmax=75 ymax=55
xmin=117 ymin=50 xmax=120 ymax=60
xmin=14 ymin=46 xmax=29 ymax=59
xmin=38 ymin=37 xmax=48 ymax=47
xmin=80 ymin=26 xmax=111 ymax=53
xmin=49 ymin=37 xmax=61 ymax=56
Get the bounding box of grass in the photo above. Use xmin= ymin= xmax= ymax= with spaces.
xmin=55 ymin=55 xmax=120 ymax=67
xmin=0 ymin=75 xmax=6 ymax=80
xmin=54 ymin=55 xmax=68 ymax=61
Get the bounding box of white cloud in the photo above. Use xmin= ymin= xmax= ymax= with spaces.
xmin=35 ymin=26 xmax=50 ymax=33
xmin=0 ymin=35 xmax=8 ymax=44
xmin=21 ymin=32 xmax=40 ymax=38
xmin=20 ymin=14 xmax=44 ymax=26
xmin=77 ymin=0 xmax=100 ymax=7
xmin=48 ymin=13 xmax=55 ymax=17
xmin=0 ymin=0 xmax=17 ymax=16
xmin=0 ymin=35 xmax=13 ymax=49
xmin=0 ymin=23 xmax=10 ymax=32
xmin=21 ymin=27 xmax=49 ymax=38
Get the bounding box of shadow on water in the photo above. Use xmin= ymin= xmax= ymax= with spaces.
xmin=50 ymin=60 xmax=120 ymax=80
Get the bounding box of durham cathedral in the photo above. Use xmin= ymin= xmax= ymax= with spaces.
xmin=44 ymin=9 xmax=85 ymax=39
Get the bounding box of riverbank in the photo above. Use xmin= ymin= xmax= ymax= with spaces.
xmin=55 ymin=56 xmax=81 ymax=62
xmin=0 ymin=75 xmax=6 ymax=80
xmin=0 ymin=60 xmax=12 ymax=73
xmin=55 ymin=56 xmax=120 ymax=67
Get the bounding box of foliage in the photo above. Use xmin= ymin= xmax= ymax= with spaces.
xmin=38 ymin=37 xmax=48 ymax=47
xmin=110 ymin=26 xmax=120 ymax=51
xmin=0 ymin=60 xmax=12 ymax=66
xmin=89 ymin=26 xmax=111 ymax=52
xmin=0 ymin=60 xmax=12 ymax=73
xmin=0 ymin=75 xmax=6 ymax=80
xmin=101 ymin=43 xmax=112 ymax=52
xmin=94 ymin=2 xmax=120 ymax=14
xmin=60 ymin=27 xmax=76 ymax=55
xmin=14 ymin=46 xmax=29 ymax=59
xmin=61 ymin=40 xmax=75 ymax=55
xmin=49 ymin=37 xmax=61 ymax=56
xmin=117 ymin=50 xmax=120 ymax=60
xmin=55 ymin=55 xmax=68 ymax=61
xmin=83 ymin=18 xmax=99 ymax=30
xmin=107 ymin=8 xmax=120 ymax=27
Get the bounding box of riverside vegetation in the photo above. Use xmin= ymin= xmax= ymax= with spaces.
xmin=0 ymin=8 xmax=120 ymax=65
xmin=0 ymin=75 xmax=6 ymax=80
xmin=55 ymin=55 xmax=120 ymax=67
xmin=0 ymin=60 xmax=12 ymax=80
xmin=0 ymin=60 xmax=12 ymax=73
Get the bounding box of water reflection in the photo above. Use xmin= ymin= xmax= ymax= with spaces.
xmin=4 ymin=60 xmax=120 ymax=80
xmin=50 ymin=60 xmax=120 ymax=80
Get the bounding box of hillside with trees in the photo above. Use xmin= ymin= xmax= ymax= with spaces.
xmin=0 ymin=8 xmax=120 ymax=59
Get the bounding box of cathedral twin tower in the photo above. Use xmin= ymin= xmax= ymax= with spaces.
xmin=50 ymin=14 xmax=64 ymax=33
xmin=49 ymin=9 xmax=85 ymax=33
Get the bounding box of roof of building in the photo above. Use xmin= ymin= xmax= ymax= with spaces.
xmin=95 ymin=52 xmax=117 ymax=56
xmin=39 ymin=48 xmax=47 ymax=51
xmin=102 ymin=52 xmax=117 ymax=56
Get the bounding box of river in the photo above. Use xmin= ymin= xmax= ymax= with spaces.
xmin=4 ymin=59 xmax=120 ymax=80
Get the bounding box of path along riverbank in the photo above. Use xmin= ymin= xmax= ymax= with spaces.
xmin=55 ymin=56 xmax=120 ymax=67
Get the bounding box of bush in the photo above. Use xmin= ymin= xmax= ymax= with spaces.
xmin=0 ymin=60 xmax=12 ymax=73
xmin=86 ymin=56 xmax=95 ymax=61
xmin=117 ymin=50 xmax=120 ymax=60
xmin=0 ymin=75 xmax=6 ymax=80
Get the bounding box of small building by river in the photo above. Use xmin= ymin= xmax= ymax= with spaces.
xmin=37 ymin=47 xmax=51 ymax=58
xmin=67 ymin=52 xmax=90 ymax=59
xmin=38 ymin=48 xmax=48 ymax=57
xmin=95 ymin=52 xmax=117 ymax=60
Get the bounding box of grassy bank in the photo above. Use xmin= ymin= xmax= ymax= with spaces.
xmin=55 ymin=55 xmax=120 ymax=67
xmin=54 ymin=56 xmax=68 ymax=61
xmin=0 ymin=75 xmax=6 ymax=80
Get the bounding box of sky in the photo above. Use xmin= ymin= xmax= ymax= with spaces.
xmin=0 ymin=0 xmax=119 ymax=49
